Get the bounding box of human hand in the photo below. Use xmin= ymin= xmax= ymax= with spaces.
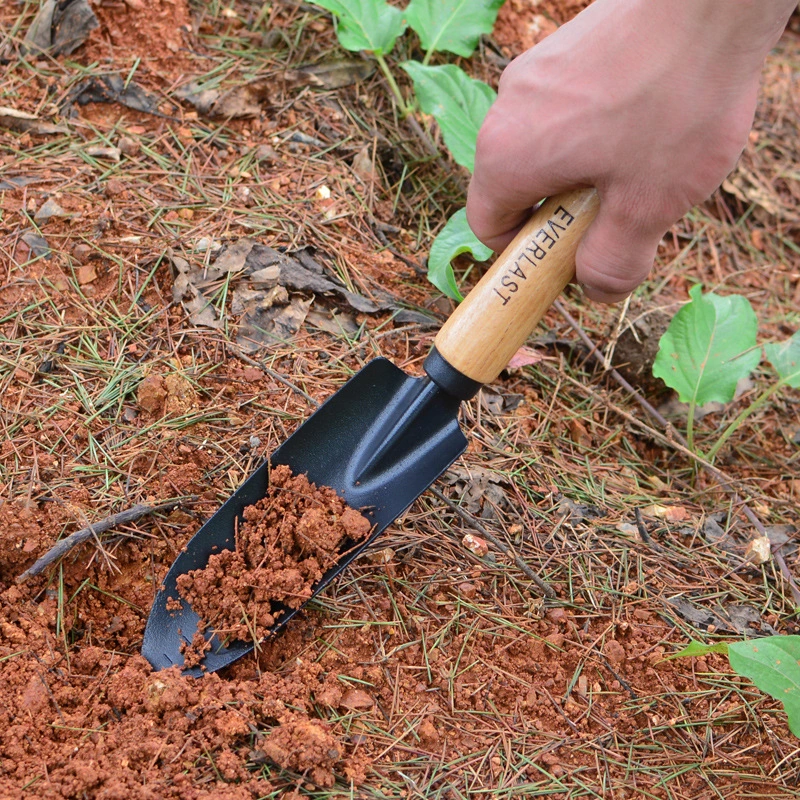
xmin=467 ymin=0 xmax=795 ymax=303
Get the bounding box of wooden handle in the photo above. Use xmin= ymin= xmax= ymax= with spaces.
xmin=434 ymin=189 xmax=599 ymax=385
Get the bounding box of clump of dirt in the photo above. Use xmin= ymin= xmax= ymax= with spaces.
xmin=610 ymin=305 xmax=672 ymax=398
xmin=176 ymin=465 xmax=371 ymax=654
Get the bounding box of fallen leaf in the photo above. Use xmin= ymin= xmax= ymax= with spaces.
xmin=20 ymin=231 xmax=50 ymax=259
xmin=351 ymin=146 xmax=376 ymax=182
xmin=0 ymin=176 xmax=36 ymax=190
xmin=558 ymin=496 xmax=605 ymax=523
xmin=176 ymin=80 xmax=261 ymax=118
xmin=479 ymin=391 xmax=503 ymax=415
xmin=63 ymin=75 xmax=162 ymax=117
xmin=84 ymin=145 xmax=121 ymax=161
xmin=34 ymin=198 xmax=69 ymax=223
xmin=285 ymin=59 xmax=374 ymax=90
xmin=443 ymin=466 xmax=506 ymax=515
xmin=24 ymin=0 xmax=98 ymax=56
xmin=666 ymin=597 xmax=776 ymax=636
xmin=507 ymin=345 xmax=545 ymax=369
xmin=213 ymin=239 xmax=256 ymax=274
xmin=568 ymin=418 xmax=592 ymax=448
xmin=0 ymin=106 xmax=66 ymax=135
xmin=306 ymin=309 xmax=359 ymax=336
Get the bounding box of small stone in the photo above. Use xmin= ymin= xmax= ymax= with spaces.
xmin=118 ymin=135 xmax=140 ymax=156
xmin=745 ymin=536 xmax=771 ymax=565
xmin=76 ymin=264 xmax=98 ymax=285
xmin=104 ymin=178 xmax=126 ymax=197
xmin=339 ymin=689 xmax=373 ymax=710
xmin=137 ymin=374 xmax=167 ymax=414
xmin=254 ymin=144 xmax=277 ymax=163
xmin=546 ymin=607 xmax=567 ymax=624
xmin=72 ymin=243 xmax=92 ymax=263
xmin=457 ymin=582 xmax=477 ymax=599
xmin=462 ymin=533 xmax=488 ymax=557
xmin=417 ymin=718 xmax=439 ymax=744
xmin=603 ymin=639 xmax=626 ymax=665
xmin=544 ymin=632 xmax=564 ymax=648
xmin=249 ymin=436 xmax=261 ymax=449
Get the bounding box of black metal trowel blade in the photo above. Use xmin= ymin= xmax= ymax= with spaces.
xmin=142 ymin=358 xmax=466 ymax=675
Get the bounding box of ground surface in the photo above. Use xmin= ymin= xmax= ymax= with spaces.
xmin=1 ymin=1 xmax=799 ymax=798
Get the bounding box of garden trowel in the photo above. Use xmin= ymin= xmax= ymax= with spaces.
xmin=143 ymin=189 xmax=599 ymax=675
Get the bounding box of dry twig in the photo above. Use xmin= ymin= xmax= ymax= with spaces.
xmin=17 ymin=497 xmax=195 ymax=583
xmin=429 ymin=485 xmax=555 ymax=598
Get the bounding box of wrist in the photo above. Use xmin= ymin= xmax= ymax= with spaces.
xmin=647 ymin=0 xmax=795 ymax=58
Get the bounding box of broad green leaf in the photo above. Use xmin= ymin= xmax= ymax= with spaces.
xmin=405 ymin=0 xmax=505 ymax=57
xmin=312 ymin=0 xmax=406 ymax=56
xmin=400 ymin=62 xmax=495 ymax=172
xmin=428 ymin=208 xmax=492 ymax=300
xmin=652 ymin=284 xmax=761 ymax=405
xmin=729 ymin=636 xmax=800 ymax=737
xmin=668 ymin=640 xmax=730 ymax=660
xmin=765 ymin=330 xmax=800 ymax=388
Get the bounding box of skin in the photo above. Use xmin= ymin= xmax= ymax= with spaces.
xmin=467 ymin=0 xmax=796 ymax=303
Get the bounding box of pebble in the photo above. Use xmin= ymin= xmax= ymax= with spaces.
xmin=118 ymin=135 xmax=140 ymax=157
xmin=544 ymin=632 xmax=565 ymax=648
xmin=457 ymin=582 xmax=477 ymax=599
xmin=339 ymin=689 xmax=373 ymax=710
xmin=603 ymin=639 xmax=627 ymax=665
xmin=104 ymin=178 xmax=126 ymax=197
xmin=462 ymin=533 xmax=488 ymax=557
xmin=546 ymin=607 xmax=567 ymax=624
xmin=72 ymin=243 xmax=92 ymax=263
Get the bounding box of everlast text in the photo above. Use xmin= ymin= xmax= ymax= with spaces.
xmin=493 ymin=204 xmax=575 ymax=305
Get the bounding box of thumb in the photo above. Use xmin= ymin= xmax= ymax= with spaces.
xmin=575 ymin=199 xmax=664 ymax=304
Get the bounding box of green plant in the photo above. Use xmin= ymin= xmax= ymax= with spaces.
xmin=672 ymin=636 xmax=800 ymax=737
xmin=311 ymin=0 xmax=503 ymax=299
xmin=652 ymin=285 xmax=800 ymax=458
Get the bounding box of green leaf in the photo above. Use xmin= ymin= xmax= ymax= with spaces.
xmin=428 ymin=208 xmax=492 ymax=300
xmin=669 ymin=640 xmax=730 ymax=660
xmin=312 ymin=0 xmax=406 ymax=56
xmin=765 ymin=330 xmax=800 ymax=388
xmin=400 ymin=62 xmax=495 ymax=172
xmin=729 ymin=636 xmax=800 ymax=737
xmin=405 ymin=0 xmax=505 ymax=57
xmin=652 ymin=285 xmax=761 ymax=405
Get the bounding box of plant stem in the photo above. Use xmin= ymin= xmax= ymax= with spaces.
xmin=686 ymin=400 xmax=696 ymax=454
xmin=705 ymin=381 xmax=784 ymax=463
xmin=375 ymin=54 xmax=411 ymax=117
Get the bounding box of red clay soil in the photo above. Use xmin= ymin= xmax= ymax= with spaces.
xmin=494 ymin=0 xmax=592 ymax=52
xmin=2 ymin=512 xmax=785 ymax=798
xmin=81 ymin=0 xmax=195 ymax=78
xmin=2 ymin=0 xmax=798 ymax=797
xmin=175 ymin=465 xmax=371 ymax=665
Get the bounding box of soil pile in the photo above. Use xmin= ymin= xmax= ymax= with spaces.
xmin=176 ymin=465 xmax=371 ymax=663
